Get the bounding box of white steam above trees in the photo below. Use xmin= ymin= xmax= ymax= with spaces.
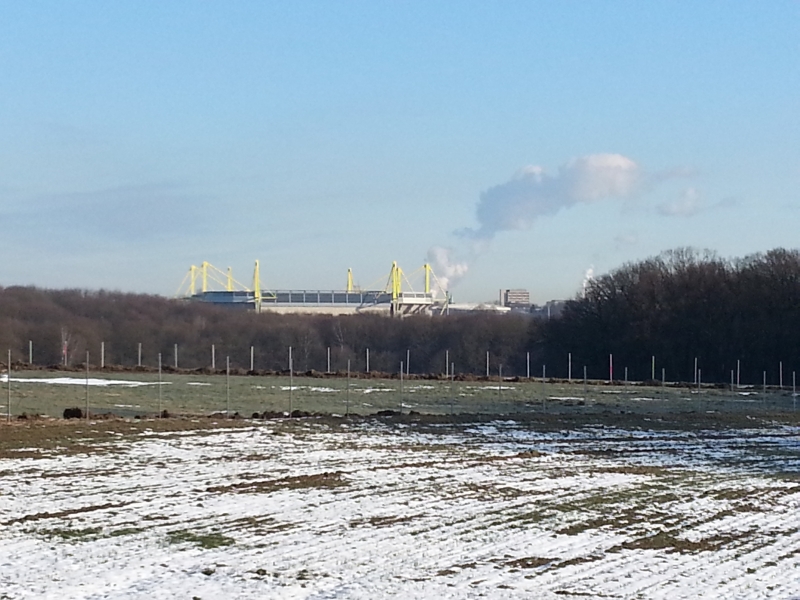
xmin=465 ymin=153 xmax=641 ymax=241
xmin=428 ymin=153 xmax=642 ymax=291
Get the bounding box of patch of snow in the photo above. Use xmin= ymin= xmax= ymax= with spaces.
xmin=0 ymin=375 xmax=168 ymax=387
xmin=0 ymin=422 xmax=797 ymax=599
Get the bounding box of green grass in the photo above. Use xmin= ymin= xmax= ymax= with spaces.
xmin=167 ymin=530 xmax=235 ymax=549
xmin=108 ymin=526 xmax=145 ymax=537
xmin=5 ymin=368 xmax=799 ymax=421
xmin=36 ymin=526 xmax=102 ymax=541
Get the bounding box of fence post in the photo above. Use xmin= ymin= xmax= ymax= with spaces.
xmin=737 ymin=359 xmax=740 ymax=388
xmin=541 ymin=364 xmax=546 ymax=409
xmin=85 ymin=351 xmax=89 ymax=420
xmin=583 ymin=365 xmax=587 ymax=396
xmin=346 ymin=359 xmax=351 ymax=416
xmin=289 ymin=346 xmax=293 ymax=415
xmin=498 ymin=364 xmax=502 ymax=403
xmin=400 ymin=361 xmax=404 ymax=412
xmin=158 ymin=353 xmax=162 ymax=415
xmin=6 ymin=349 xmax=11 ymax=422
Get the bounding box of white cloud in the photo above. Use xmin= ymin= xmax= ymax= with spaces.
xmin=614 ymin=232 xmax=639 ymax=247
xmin=430 ymin=153 xmax=692 ymax=290
xmin=464 ymin=153 xmax=642 ymax=241
xmin=656 ymin=187 xmax=704 ymax=217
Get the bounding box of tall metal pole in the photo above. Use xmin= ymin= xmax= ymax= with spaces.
xmin=609 ymin=354 xmax=613 ymax=383
xmin=651 ymin=355 xmax=655 ymax=381
xmin=779 ymin=361 xmax=783 ymax=389
xmin=226 ymin=356 xmax=231 ymax=415
xmin=138 ymin=343 xmax=142 ymax=367
xmin=101 ymin=342 xmax=105 ymax=369
xmin=694 ymin=357 xmax=698 ymax=385
xmin=526 ymin=351 xmax=530 ymax=379
xmin=366 ymin=348 xmax=370 ymax=373
xmin=250 ymin=346 xmax=254 ymax=371
xmin=406 ymin=349 xmax=410 ymax=377
xmin=211 ymin=344 xmax=216 ymax=370
xmin=174 ymin=343 xmax=178 ymax=369
xmin=28 ymin=341 xmax=32 ymax=365
xmin=485 ymin=351 xmax=489 ymax=378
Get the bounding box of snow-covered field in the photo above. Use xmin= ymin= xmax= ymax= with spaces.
xmin=1 ymin=419 xmax=798 ymax=599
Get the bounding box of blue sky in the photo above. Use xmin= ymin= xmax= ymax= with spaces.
xmin=1 ymin=1 xmax=798 ymax=303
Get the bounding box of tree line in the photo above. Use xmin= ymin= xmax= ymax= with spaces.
xmin=0 ymin=286 xmax=538 ymax=376
xmin=542 ymin=247 xmax=800 ymax=385
xmin=1 ymin=247 xmax=798 ymax=384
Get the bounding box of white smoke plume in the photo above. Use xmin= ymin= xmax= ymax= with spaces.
xmin=462 ymin=153 xmax=641 ymax=241
xmin=426 ymin=246 xmax=469 ymax=294
xmin=582 ymin=265 xmax=595 ymax=296
xmin=427 ymin=153 xmax=645 ymax=291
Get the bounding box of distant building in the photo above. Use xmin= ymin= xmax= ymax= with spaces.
xmin=530 ymin=300 xmax=566 ymax=319
xmin=502 ymin=289 xmax=531 ymax=308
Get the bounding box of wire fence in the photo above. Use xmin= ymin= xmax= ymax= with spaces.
xmin=2 ymin=352 xmax=798 ymax=421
